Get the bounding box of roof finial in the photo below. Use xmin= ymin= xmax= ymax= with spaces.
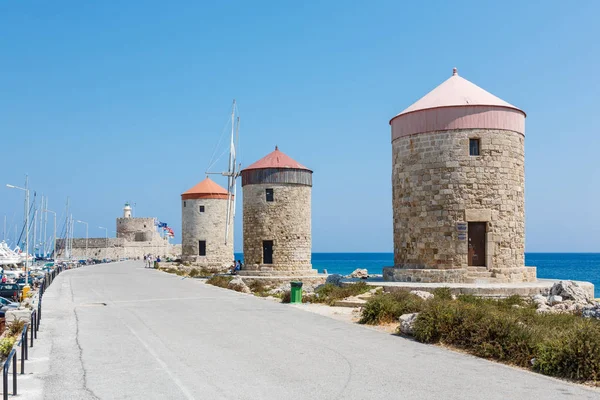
xmin=452 ymin=67 xmax=458 ymax=76
xmin=275 ymin=145 xmax=278 ymax=151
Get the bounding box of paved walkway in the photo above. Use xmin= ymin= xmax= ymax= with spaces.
xmin=18 ymin=261 xmax=600 ymax=399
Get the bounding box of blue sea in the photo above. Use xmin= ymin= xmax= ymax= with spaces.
xmin=235 ymin=253 xmax=600 ymax=296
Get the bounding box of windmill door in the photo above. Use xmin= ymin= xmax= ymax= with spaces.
xmin=263 ymin=240 xmax=273 ymax=264
xmin=468 ymin=222 xmax=486 ymax=267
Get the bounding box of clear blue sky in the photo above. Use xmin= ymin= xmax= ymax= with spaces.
xmin=1 ymin=1 xmax=599 ymax=252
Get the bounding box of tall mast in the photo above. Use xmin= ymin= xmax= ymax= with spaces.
xmin=43 ymin=196 xmax=48 ymax=257
xmin=224 ymin=100 xmax=237 ymax=245
xmin=65 ymin=197 xmax=70 ymax=260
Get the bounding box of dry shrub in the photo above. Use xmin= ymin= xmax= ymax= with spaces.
xmin=206 ymin=275 xmax=233 ymax=288
xmin=314 ymin=282 xmax=372 ymax=305
xmin=359 ymin=291 xmax=426 ymax=325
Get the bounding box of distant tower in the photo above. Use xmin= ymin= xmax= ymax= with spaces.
xmin=181 ymin=177 xmax=233 ymax=267
xmin=240 ymin=146 xmax=316 ymax=276
xmin=123 ymin=202 xmax=132 ymax=218
xmin=384 ymin=68 xmax=536 ymax=283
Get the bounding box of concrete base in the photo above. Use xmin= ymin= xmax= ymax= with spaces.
xmin=360 ymin=278 xmax=594 ymax=299
xmin=238 ymin=275 xmax=327 ymax=286
xmin=238 ymin=265 xmax=319 ymax=277
xmin=382 ymin=265 xmax=537 ymax=284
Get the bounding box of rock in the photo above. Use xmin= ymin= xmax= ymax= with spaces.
xmin=326 ymin=274 xmax=344 ymax=287
xmin=548 ymin=295 xmax=563 ymax=305
xmin=549 ymin=281 xmax=591 ymax=304
xmin=228 ymin=277 xmax=252 ymax=294
xmin=536 ymin=305 xmax=554 ymax=314
xmin=349 ymin=269 xmax=369 ymax=279
xmin=302 ymin=284 xmax=315 ymax=293
xmin=532 ymin=294 xmax=547 ymax=306
xmin=410 ymin=290 xmax=434 ymax=301
xmin=399 ymin=313 xmax=419 ymax=336
xmin=268 ymin=288 xmax=285 ymax=296
xmin=583 ymin=305 xmax=600 ymax=319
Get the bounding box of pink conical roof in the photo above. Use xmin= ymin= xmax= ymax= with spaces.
xmin=181 ymin=177 xmax=230 ymax=200
xmin=394 ymin=68 xmax=525 ymax=119
xmin=242 ymin=146 xmax=310 ymax=171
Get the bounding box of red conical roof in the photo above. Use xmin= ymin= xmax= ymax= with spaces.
xmin=242 ymin=146 xmax=311 ymax=172
xmin=181 ymin=177 xmax=230 ymax=200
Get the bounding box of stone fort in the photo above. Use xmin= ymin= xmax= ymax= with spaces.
xmin=57 ymin=203 xmax=180 ymax=259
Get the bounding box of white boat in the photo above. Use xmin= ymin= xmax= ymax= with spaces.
xmin=0 ymin=241 xmax=21 ymax=265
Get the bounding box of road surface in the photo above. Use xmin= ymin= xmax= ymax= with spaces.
xmin=26 ymin=261 xmax=600 ymax=399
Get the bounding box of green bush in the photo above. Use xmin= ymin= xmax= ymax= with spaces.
xmin=432 ymin=287 xmax=453 ymax=300
xmin=248 ymin=280 xmax=269 ymax=297
xmin=206 ymin=275 xmax=233 ymax=288
xmin=535 ymin=321 xmax=600 ymax=381
xmin=359 ymin=291 xmax=425 ymax=325
xmin=408 ymin=295 xmax=600 ymax=380
xmin=188 ymin=268 xmax=199 ymax=278
xmin=413 ymin=300 xmax=538 ymax=366
xmin=314 ymin=282 xmax=372 ymax=305
xmin=0 ymin=337 xmax=15 ymax=357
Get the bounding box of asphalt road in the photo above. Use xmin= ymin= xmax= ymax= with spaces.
xmin=32 ymin=261 xmax=600 ymax=399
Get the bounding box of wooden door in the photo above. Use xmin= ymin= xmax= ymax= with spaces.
xmin=263 ymin=240 xmax=273 ymax=264
xmin=468 ymin=222 xmax=486 ymax=267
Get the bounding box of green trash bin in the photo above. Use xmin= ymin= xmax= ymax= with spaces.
xmin=290 ymin=281 xmax=303 ymax=303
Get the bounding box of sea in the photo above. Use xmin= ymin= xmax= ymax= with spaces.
xmin=234 ymin=253 xmax=600 ymax=297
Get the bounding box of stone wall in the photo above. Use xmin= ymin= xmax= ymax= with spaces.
xmin=181 ymin=197 xmax=233 ymax=268
xmin=386 ymin=128 xmax=532 ymax=283
xmin=242 ymin=184 xmax=313 ymax=273
xmin=56 ymin=237 xmax=180 ymax=260
xmin=116 ymin=217 xmax=157 ymax=242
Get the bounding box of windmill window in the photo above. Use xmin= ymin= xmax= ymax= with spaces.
xmin=469 ymin=139 xmax=480 ymax=156
xmin=184 ymin=201 xmax=187 ymax=207
xmin=266 ymin=188 xmax=274 ymax=202
xmin=199 ymin=240 xmax=206 ymax=256
xmin=199 ymin=205 xmax=205 ymax=213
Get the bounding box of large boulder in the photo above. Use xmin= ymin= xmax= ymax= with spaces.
xmin=583 ymin=305 xmax=600 ymax=319
xmin=549 ymin=281 xmax=591 ymax=304
xmin=399 ymin=313 xmax=419 ymax=336
xmin=228 ymin=277 xmax=252 ymax=294
xmin=326 ymin=274 xmax=344 ymax=287
xmin=350 ymin=269 xmax=369 ymax=279
xmin=410 ymin=290 xmax=434 ymax=301
xmin=548 ymin=295 xmax=563 ymax=305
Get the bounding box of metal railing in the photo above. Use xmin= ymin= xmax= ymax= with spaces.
xmin=1 ymin=266 xmax=61 ymax=399
xmin=2 ymin=349 xmax=16 ymax=399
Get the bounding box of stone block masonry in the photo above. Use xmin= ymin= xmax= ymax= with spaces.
xmin=386 ymin=128 xmax=534 ymax=283
xmin=242 ymin=184 xmax=313 ymax=273
xmin=181 ymin=197 xmax=233 ymax=268
xmin=56 ymin=238 xmax=180 ymax=260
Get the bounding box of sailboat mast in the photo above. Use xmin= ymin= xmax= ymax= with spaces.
xmin=224 ymin=100 xmax=236 ymax=245
xmin=33 ymin=209 xmax=37 ymax=258
xmin=43 ymin=197 xmax=48 ymax=257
